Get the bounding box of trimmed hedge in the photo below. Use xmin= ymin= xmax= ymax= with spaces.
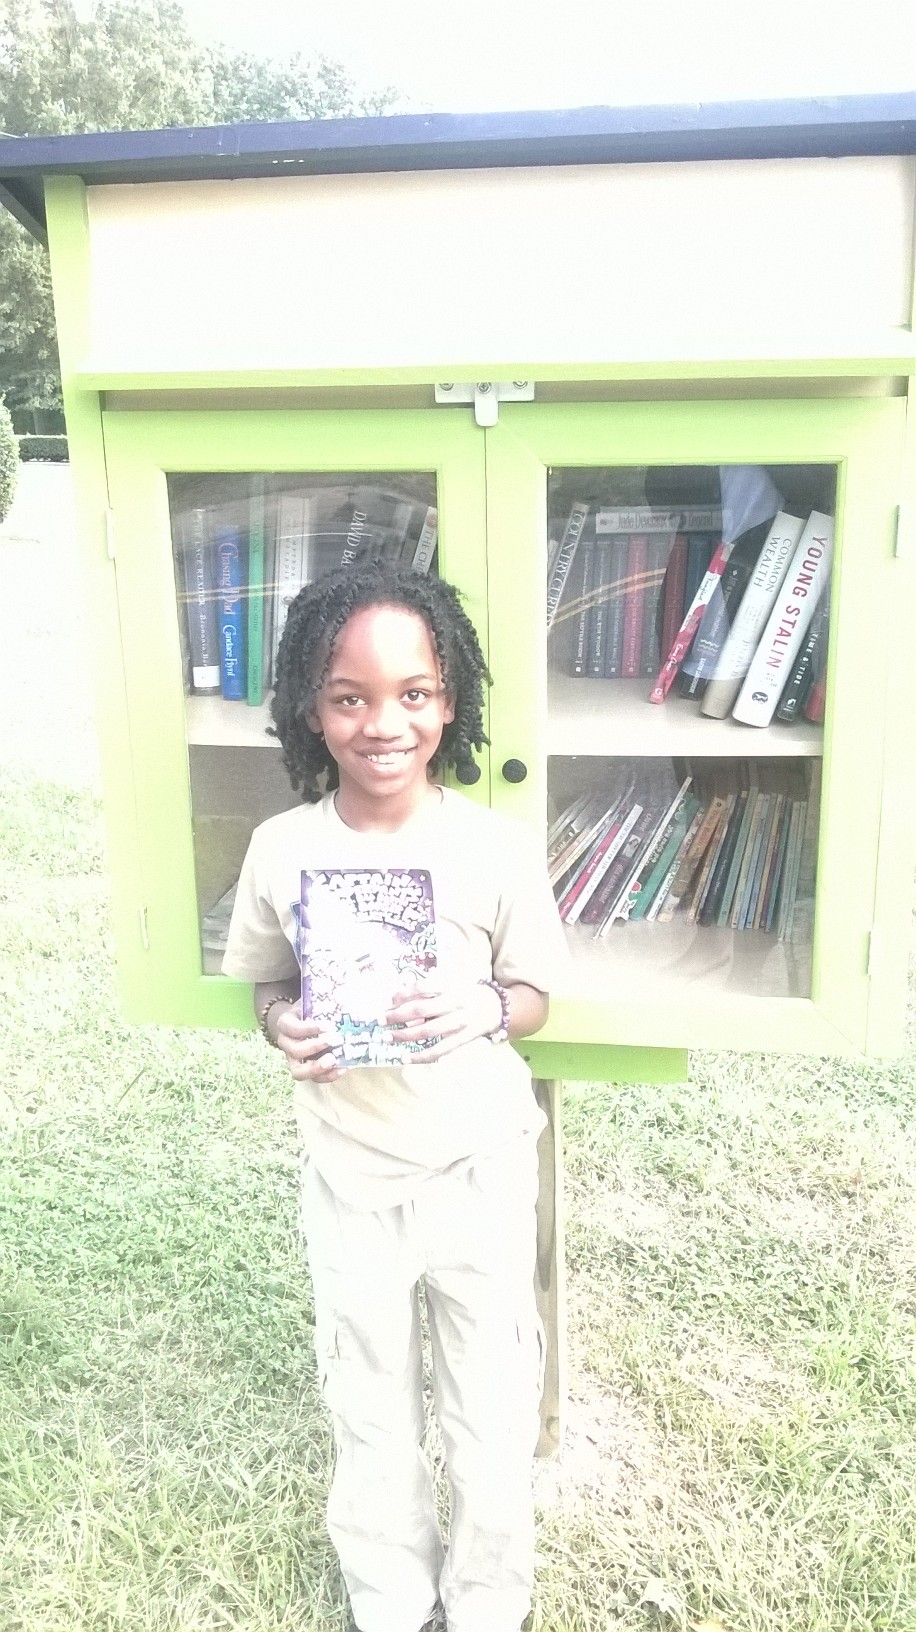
xmin=18 ymin=434 xmax=69 ymax=463
xmin=0 ymin=399 xmax=18 ymax=523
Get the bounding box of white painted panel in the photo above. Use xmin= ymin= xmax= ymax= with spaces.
xmin=85 ymin=157 xmax=915 ymax=372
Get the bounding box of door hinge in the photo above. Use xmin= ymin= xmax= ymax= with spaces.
xmin=105 ymin=507 xmax=117 ymax=561
xmin=434 ymin=380 xmax=535 ymax=427
xmin=893 ymin=502 xmax=913 ymax=559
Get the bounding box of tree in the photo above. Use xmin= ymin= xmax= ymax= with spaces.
xmin=0 ymin=0 xmax=392 ymax=412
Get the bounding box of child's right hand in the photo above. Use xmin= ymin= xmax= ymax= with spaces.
xmin=274 ymin=1003 xmax=343 ymax=1083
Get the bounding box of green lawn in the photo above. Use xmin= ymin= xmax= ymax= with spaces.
xmin=2 ymin=765 xmax=915 ymax=1630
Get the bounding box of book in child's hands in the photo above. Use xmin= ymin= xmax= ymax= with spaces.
xmin=300 ymin=868 xmax=438 ymax=1068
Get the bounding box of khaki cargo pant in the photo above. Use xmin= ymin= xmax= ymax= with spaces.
xmin=300 ymin=1134 xmax=544 ymax=1632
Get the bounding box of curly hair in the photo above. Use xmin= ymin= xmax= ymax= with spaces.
xmin=270 ymin=565 xmax=492 ymax=801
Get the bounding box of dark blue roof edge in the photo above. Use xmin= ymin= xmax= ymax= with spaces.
xmin=2 ymin=92 xmax=916 ymax=239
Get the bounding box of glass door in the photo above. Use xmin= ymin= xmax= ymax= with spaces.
xmin=486 ymin=399 xmax=905 ymax=1055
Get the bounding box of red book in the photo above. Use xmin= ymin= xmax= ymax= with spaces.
xmin=803 ymin=672 xmax=826 ymax=722
xmin=621 ymin=534 xmax=648 ymax=678
xmin=649 ymin=538 xmax=732 ymax=704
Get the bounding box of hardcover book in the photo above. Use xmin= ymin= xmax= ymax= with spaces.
xmin=299 ymin=868 xmax=438 ymax=1068
xmin=731 ymin=511 xmax=834 ymax=727
xmin=701 ymin=511 xmax=807 ymax=719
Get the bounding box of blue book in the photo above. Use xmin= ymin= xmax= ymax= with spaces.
xmin=216 ymin=527 xmax=246 ymax=701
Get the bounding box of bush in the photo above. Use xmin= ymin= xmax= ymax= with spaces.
xmin=18 ymin=434 xmax=68 ymax=463
xmin=0 ymin=398 xmax=18 ymax=523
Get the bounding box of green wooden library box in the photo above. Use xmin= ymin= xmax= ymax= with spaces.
xmin=3 ymin=95 xmax=916 ymax=1081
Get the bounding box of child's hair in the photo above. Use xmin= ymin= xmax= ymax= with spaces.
xmin=270 ymin=564 xmax=492 ymax=801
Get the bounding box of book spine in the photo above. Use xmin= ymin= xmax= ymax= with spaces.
xmin=678 ymin=522 xmax=768 ymax=694
xmin=411 ymin=506 xmax=439 ymax=574
xmin=246 ymin=479 xmax=266 ymax=707
xmin=774 ymin=592 xmax=829 ymax=721
xmin=649 ymin=539 xmax=732 ymax=703
xmin=571 ymin=533 xmax=596 ymax=677
xmin=682 ymin=533 xmax=713 ymax=618
xmin=587 ymin=537 xmax=611 ymax=677
xmin=595 ymin=506 xmax=723 ymax=533
xmin=731 ymin=512 xmax=834 ymax=727
xmin=340 ymin=499 xmax=370 ymax=568
xmin=762 ymin=796 xmax=794 ymax=932
xmin=621 ymin=534 xmax=648 ymax=678
xmin=729 ymin=790 xmax=765 ymax=929
xmin=803 ymin=672 xmax=827 ymax=722
xmin=180 ymin=508 xmax=221 ymax=695
xmin=705 ymin=786 xmax=751 ymax=926
xmin=640 ymin=535 xmax=668 ymax=678
xmin=686 ymin=796 xmax=734 ymax=923
xmin=602 ymin=538 xmax=628 ymax=677
xmin=563 ymin=804 xmax=643 ymax=924
xmin=659 ymin=533 xmax=688 ymax=666
xmin=629 ymin=794 xmax=700 ymax=922
xmin=216 ymin=528 xmax=246 ymax=702
xmin=656 ymin=794 xmax=726 ymax=921
xmin=753 ymin=792 xmax=786 ymax=930
xmin=597 ymin=778 xmax=693 ymax=934
xmin=701 ymin=512 xmax=807 ymax=719
xmin=546 ymin=500 xmax=589 ymax=631
xmin=646 ymin=803 xmax=705 ymax=921
xmin=272 ymin=493 xmax=309 ymax=669
xmin=776 ymin=801 xmax=807 ymax=941
xmin=738 ymin=792 xmax=772 ymax=929
xmin=580 ymin=804 xmax=655 ymax=927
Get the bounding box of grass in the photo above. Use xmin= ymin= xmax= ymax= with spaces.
xmin=2 ymin=763 xmax=916 ymax=1630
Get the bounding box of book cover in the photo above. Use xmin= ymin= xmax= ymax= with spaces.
xmin=178 ymin=506 xmax=221 ymax=695
xmin=546 ymin=500 xmax=590 ymax=631
xmin=215 ymin=527 xmax=246 ymax=701
xmin=731 ymin=512 xmax=834 ymax=727
xmin=621 ymin=534 xmax=649 ymax=678
xmin=701 ymin=511 xmax=807 ymax=719
xmin=246 ymin=477 xmax=266 ymax=707
xmin=300 ymin=868 xmax=438 ymax=1068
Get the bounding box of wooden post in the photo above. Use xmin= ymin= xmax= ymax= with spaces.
xmin=533 ymin=1077 xmax=565 ymax=1457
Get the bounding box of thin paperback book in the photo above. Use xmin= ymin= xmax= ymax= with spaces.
xmin=300 ymin=868 xmax=438 ymax=1067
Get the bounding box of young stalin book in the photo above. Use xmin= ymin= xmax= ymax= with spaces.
xmin=299 ymin=868 xmax=438 ymax=1068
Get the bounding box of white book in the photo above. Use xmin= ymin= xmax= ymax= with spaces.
xmin=272 ymin=490 xmax=311 ymax=666
xmin=700 ymin=511 xmax=806 ymax=719
xmin=546 ymin=501 xmax=589 ymax=630
xmin=731 ymin=511 xmax=834 ymax=727
xmin=411 ymin=506 xmax=438 ymax=574
xmin=595 ymin=506 xmax=722 ymax=534
xmin=564 ymin=801 xmax=644 ymax=924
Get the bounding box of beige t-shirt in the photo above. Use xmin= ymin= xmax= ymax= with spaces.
xmin=222 ymin=788 xmax=569 ymax=1208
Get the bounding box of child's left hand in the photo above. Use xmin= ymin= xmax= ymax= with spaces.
xmin=385 ymin=981 xmax=505 ymax=1061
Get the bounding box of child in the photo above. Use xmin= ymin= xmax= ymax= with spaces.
xmin=222 ymin=563 xmax=567 ymax=1632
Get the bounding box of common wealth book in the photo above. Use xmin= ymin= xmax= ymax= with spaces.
xmin=300 ymin=868 xmax=438 ymax=1067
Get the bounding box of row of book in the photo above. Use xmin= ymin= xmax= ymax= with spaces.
xmin=549 ymin=759 xmax=819 ymax=939
xmin=547 ymin=502 xmax=833 ymax=729
xmin=175 ymin=482 xmax=438 ymax=706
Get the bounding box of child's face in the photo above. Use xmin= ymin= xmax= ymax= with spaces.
xmin=307 ymin=603 xmax=455 ymax=822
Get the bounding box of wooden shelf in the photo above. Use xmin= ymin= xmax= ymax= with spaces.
xmin=185 ymin=695 xmax=277 ymax=747
xmin=547 ymin=673 xmax=824 ymax=759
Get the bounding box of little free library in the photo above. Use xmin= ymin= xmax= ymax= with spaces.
xmin=3 ymin=93 xmax=915 ymax=1446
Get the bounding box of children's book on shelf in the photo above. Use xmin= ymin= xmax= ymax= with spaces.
xmin=731 ymin=512 xmax=834 ymax=727
xmin=299 ymin=868 xmax=439 ymax=1068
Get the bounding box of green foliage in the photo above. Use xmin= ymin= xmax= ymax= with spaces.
xmin=0 ymin=0 xmax=393 ymax=413
xmin=0 ymin=395 xmax=18 ymax=520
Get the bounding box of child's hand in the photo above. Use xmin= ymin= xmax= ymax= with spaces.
xmin=386 ymin=981 xmax=504 ymax=1062
xmin=274 ymin=1002 xmax=343 ymax=1083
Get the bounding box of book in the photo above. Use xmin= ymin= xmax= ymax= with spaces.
xmin=683 ymin=533 xmax=715 ymax=619
xmin=775 ymin=590 xmax=829 ymax=721
xmin=178 ymin=506 xmax=221 ymax=695
xmin=804 ymin=672 xmax=827 ymax=723
xmin=594 ymin=779 xmax=693 ymax=934
xmin=246 ymin=478 xmax=266 ymax=707
xmin=621 ymin=534 xmax=649 ymax=677
xmin=659 ymin=533 xmax=688 ymax=666
xmin=701 ymin=511 xmax=807 ymax=719
xmin=656 ymin=792 xmax=728 ymax=922
xmin=645 ymin=801 xmax=706 ymax=921
xmin=571 ymin=531 xmax=596 ymax=677
xmin=731 ymin=511 xmax=834 ymax=727
xmin=649 ymin=538 xmax=733 ymax=703
xmin=686 ymin=794 xmax=735 ymax=923
xmin=776 ymin=800 xmax=808 ymax=941
xmin=753 ymin=791 xmax=787 ymax=930
xmin=215 ymin=527 xmax=246 ymax=701
xmin=602 ymin=538 xmax=629 ymax=677
xmin=736 ymin=791 xmax=772 ymax=929
xmin=640 ymin=535 xmax=669 ymax=678
xmin=561 ymin=802 xmax=643 ymax=924
xmin=272 ymin=490 xmax=311 ymax=669
xmin=678 ymin=517 xmax=771 ymax=696
xmin=411 ymin=505 xmax=439 ymax=574
xmin=299 ymin=867 xmax=438 ymax=1068
xmin=595 ymin=506 xmax=723 ymax=534
xmin=628 ymin=794 xmax=702 ymax=922
xmin=580 ymin=801 xmax=659 ymax=928
xmin=761 ymin=795 xmax=794 ymax=932
xmin=714 ymin=773 xmax=759 ymax=926
xmin=546 ymin=500 xmax=590 ymax=631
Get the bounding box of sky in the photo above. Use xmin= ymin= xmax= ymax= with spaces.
xmin=169 ymin=0 xmax=916 ymax=115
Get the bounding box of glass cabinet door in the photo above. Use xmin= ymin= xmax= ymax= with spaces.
xmin=486 ymin=399 xmax=906 ymax=1056
xmin=168 ymin=469 xmax=440 ymax=973
xmin=101 ymin=410 xmax=487 ymax=1025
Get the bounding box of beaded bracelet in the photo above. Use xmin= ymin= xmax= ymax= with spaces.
xmin=478 ymin=978 xmax=510 ymax=1045
xmin=258 ymin=993 xmax=293 ymax=1047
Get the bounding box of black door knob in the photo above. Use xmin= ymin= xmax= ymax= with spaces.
xmin=455 ymin=761 xmax=481 ymax=785
xmin=501 ymin=758 xmax=528 ymax=783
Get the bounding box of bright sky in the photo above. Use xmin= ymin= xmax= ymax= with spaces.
xmin=172 ymin=0 xmax=916 ymax=114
